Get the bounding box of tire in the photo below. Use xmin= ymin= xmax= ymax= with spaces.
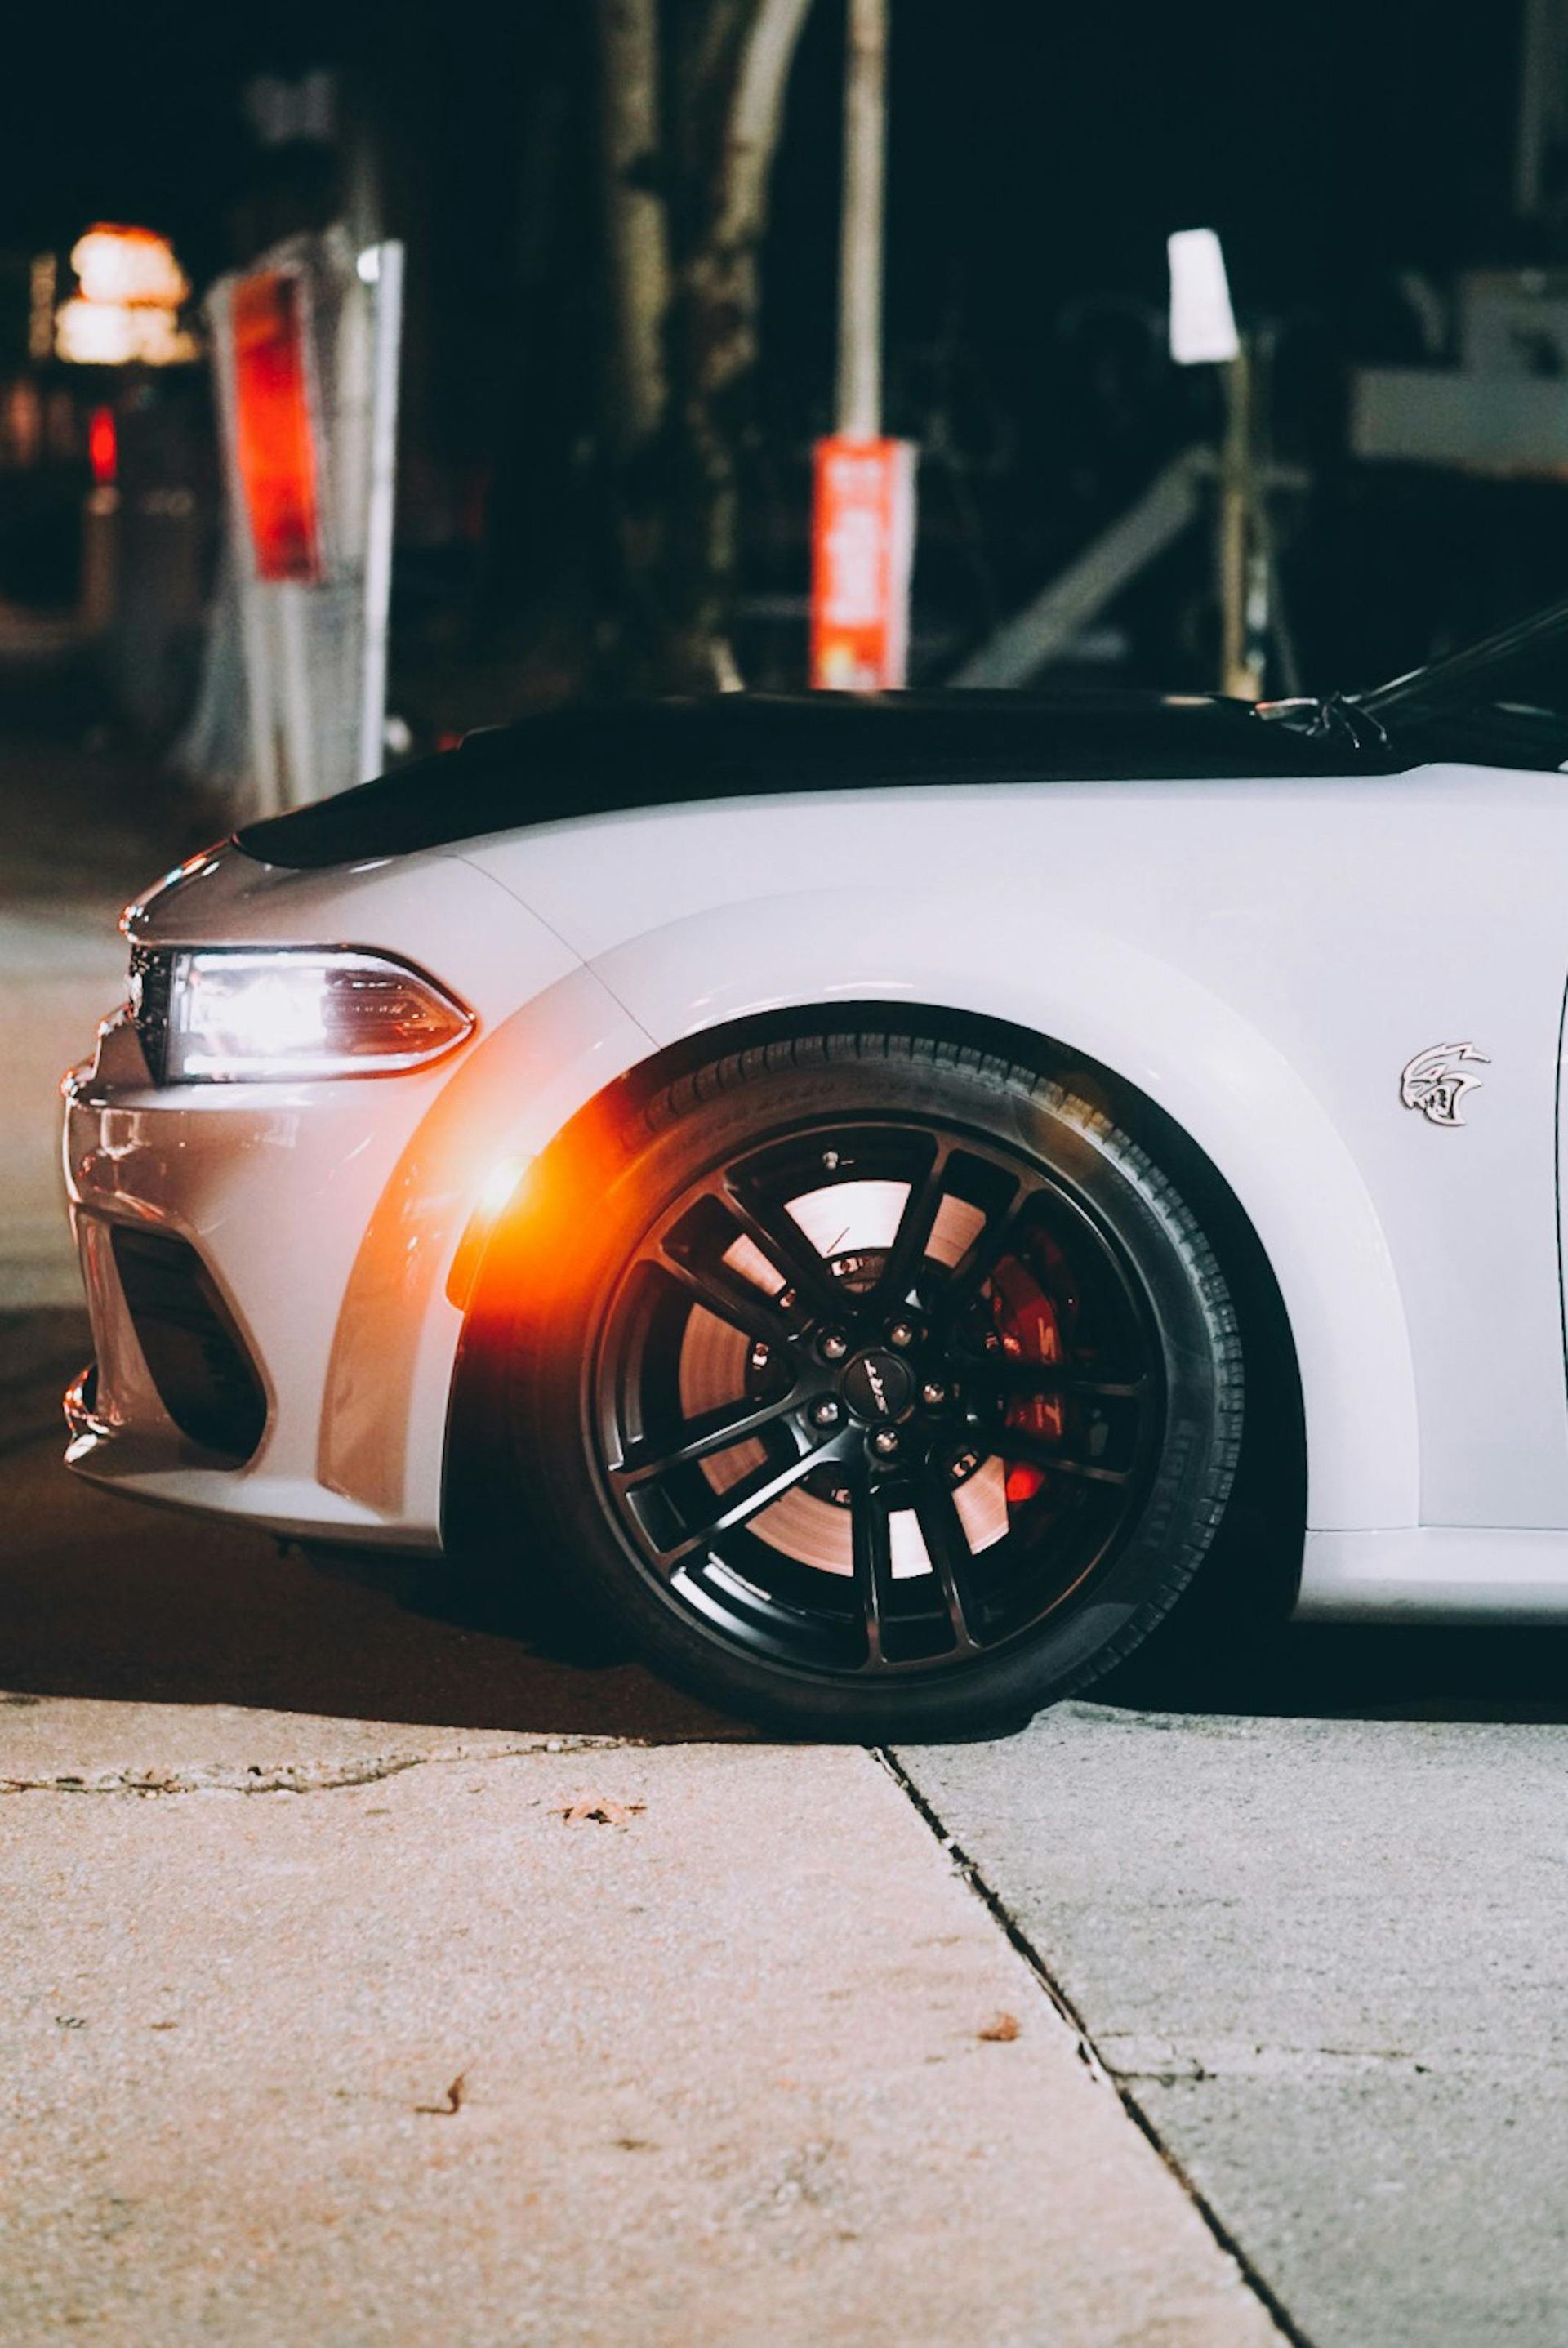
xmin=461 ymin=1027 xmax=1244 ymax=1740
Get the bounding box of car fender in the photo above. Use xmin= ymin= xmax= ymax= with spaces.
xmin=325 ymin=884 xmax=1415 ymax=1540
xmin=588 ymin=885 xmax=1418 ymax=1534
xmin=318 ymin=962 xmax=654 ymax=1530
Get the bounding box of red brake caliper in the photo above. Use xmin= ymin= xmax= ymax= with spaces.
xmin=988 ymin=1255 xmax=1066 ymax=1508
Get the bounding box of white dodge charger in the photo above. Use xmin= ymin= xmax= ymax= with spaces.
xmin=60 ymin=602 xmax=1568 ymax=1735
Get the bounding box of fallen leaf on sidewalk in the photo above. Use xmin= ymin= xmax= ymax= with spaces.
xmin=415 ymin=2073 xmax=467 ymax=2116
xmin=978 ymin=2012 xmax=1021 ymax=2043
xmin=557 ymin=1797 xmax=646 ymax=1828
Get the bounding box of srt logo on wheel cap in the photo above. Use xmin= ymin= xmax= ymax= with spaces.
xmin=841 ymin=1349 xmax=914 ymax=1423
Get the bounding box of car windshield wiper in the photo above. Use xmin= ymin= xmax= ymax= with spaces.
xmin=1255 ymin=691 xmax=1388 ymax=753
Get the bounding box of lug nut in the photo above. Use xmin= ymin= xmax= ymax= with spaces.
xmin=750 ymin=1343 xmax=771 ymax=1370
xmin=949 ymin=1450 xmax=979 ymax=1483
xmin=820 ymin=1331 xmax=849 ymax=1362
xmin=871 ymin=1428 xmax=901 ymax=1459
xmin=920 ymin=1379 xmax=947 ymax=1408
xmin=888 ymin=1320 xmax=917 ymax=1349
xmin=809 ymin=1398 xmax=842 ymax=1429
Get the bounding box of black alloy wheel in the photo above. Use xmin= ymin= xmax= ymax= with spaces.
xmin=466 ymin=1029 xmax=1244 ymax=1740
xmin=593 ymin=1116 xmax=1162 ymax=1677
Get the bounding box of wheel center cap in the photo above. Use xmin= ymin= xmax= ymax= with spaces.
xmin=840 ymin=1348 xmax=915 ymax=1424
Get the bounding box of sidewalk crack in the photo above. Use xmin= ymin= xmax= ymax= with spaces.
xmin=0 ymin=1733 xmax=645 ymax=1796
xmin=873 ymin=1744 xmax=1317 ymax=2348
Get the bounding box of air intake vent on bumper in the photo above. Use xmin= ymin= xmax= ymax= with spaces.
xmin=110 ymin=1227 xmax=267 ymax=1462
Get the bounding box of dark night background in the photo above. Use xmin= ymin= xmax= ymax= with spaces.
xmin=0 ymin=0 xmax=1555 ymax=731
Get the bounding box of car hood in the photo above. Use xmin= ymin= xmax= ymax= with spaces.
xmin=235 ymin=688 xmax=1403 ymax=872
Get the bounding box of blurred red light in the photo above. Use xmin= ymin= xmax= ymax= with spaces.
xmin=87 ymin=405 xmax=117 ymax=486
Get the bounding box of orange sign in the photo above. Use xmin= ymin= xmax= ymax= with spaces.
xmin=809 ymin=436 xmax=916 ymax=690
xmin=232 ymin=270 xmax=323 ymax=585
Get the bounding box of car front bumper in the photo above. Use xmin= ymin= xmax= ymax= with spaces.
xmin=56 ymin=835 xmax=648 ymax=1550
xmin=62 ymin=1014 xmax=466 ymax=1548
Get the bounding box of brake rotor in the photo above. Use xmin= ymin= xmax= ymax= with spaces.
xmin=674 ymin=1170 xmax=1022 ymax=1576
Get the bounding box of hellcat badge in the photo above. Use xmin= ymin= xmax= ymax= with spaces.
xmin=1399 ymin=1042 xmax=1489 ymax=1128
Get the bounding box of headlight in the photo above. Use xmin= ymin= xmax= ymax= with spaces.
xmin=130 ymin=947 xmax=474 ymax=1083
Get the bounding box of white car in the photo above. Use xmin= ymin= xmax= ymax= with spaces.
xmin=60 ymin=602 xmax=1568 ymax=1735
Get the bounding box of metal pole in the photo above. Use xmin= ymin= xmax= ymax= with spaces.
xmin=1517 ymin=0 xmax=1552 ymax=216
xmin=206 ymin=276 xmax=283 ymax=819
xmin=1219 ymin=341 xmax=1255 ymax=699
xmin=358 ymin=240 xmax=403 ymax=784
xmin=836 ymin=0 xmax=888 ymax=442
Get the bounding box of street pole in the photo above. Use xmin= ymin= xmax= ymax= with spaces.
xmin=1219 ymin=341 xmax=1263 ymax=700
xmin=1166 ymin=229 xmax=1270 ymax=699
xmin=836 ymin=0 xmax=887 ymax=441
xmin=813 ymin=0 xmax=912 ymax=690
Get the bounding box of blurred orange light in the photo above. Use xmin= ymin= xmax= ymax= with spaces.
xmin=56 ymin=224 xmax=198 ymax=368
xmin=56 ymin=298 xmax=198 ymax=368
xmin=444 ymin=1156 xmax=535 ymax=1309
xmin=71 ymin=225 xmax=189 ymax=310
xmin=477 ymin=1155 xmax=531 ymax=1219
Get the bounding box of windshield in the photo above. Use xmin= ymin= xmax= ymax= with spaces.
xmin=1357 ymin=595 xmax=1568 ymax=769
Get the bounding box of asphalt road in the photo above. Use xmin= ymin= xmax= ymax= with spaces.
xmin=6 ymin=1306 xmax=1568 ymax=2344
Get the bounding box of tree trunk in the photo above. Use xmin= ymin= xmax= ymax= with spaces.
xmin=594 ymin=0 xmax=673 ymax=460
xmin=666 ymin=0 xmax=817 ymax=687
xmin=592 ymin=0 xmax=815 ymax=693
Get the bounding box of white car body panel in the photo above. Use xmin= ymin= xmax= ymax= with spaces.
xmin=60 ymin=729 xmax=1568 ymax=1622
xmin=1298 ymin=1527 xmax=1568 ymax=1620
xmin=468 ymin=765 xmax=1568 ymax=1532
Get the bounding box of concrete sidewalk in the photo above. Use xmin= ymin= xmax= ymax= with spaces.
xmin=900 ymin=1694 xmax=1568 ymax=2348
xmin=0 ymin=1326 xmax=1280 ymax=2348
xmin=0 ymin=1743 xmax=1280 ymax=2348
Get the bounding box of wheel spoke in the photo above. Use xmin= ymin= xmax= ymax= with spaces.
xmin=872 ymin=1137 xmax=953 ymax=1310
xmin=850 ymin=1473 xmax=896 ymax=1669
xmin=913 ymin=1478 xmax=982 ymax=1656
xmin=644 ymin=1246 xmax=792 ymax=1348
xmin=714 ymin=1174 xmax=841 ymax=1314
xmin=661 ymin=1428 xmax=854 ymax=1567
xmin=610 ymin=1386 xmax=815 ymax=1490
xmin=943 ymin=1170 xmax=1047 ymax=1309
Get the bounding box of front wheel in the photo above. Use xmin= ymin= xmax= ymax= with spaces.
xmin=468 ymin=1029 xmax=1244 ymax=1740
